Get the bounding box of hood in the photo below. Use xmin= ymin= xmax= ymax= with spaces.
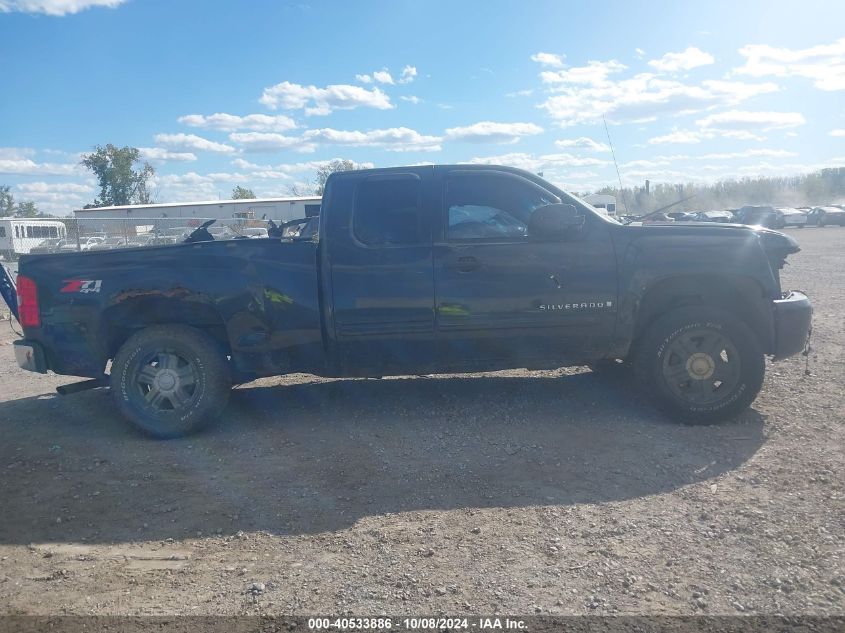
xmin=617 ymin=221 xmax=800 ymax=270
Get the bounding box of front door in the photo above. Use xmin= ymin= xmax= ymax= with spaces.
xmin=433 ymin=169 xmax=617 ymax=365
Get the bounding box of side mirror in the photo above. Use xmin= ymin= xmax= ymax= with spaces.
xmin=528 ymin=203 xmax=583 ymax=240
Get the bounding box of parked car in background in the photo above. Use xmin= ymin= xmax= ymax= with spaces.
xmin=239 ymin=227 xmax=269 ymax=239
xmin=641 ymin=212 xmax=675 ymax=224
xmin=694 ymin=210 xmax=735 ymax=223
xmin=736 ymin=205 xmax=783 ymax=229
xmin=90 ymin=237 xmax=130 ymax=251
xmin=806 ymin=206 xmax=845 ymax=226
xmin=128 ymin=235 xmax=178 ymax=248
xmin=28 ymin=238 xmax=67 ymax=255
xmin=666 ymin=212 xmax=697 ymax=222
xmin=777 ymin=207 xmax=809 ymax=228
xmin=60 ymin=236 xmax=105 ymax=252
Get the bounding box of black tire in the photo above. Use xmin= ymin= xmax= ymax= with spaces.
xmin=111 ymin=325 xmax=231 ymax=438
xmin=633 ymin=307 xmax=765 ymax=424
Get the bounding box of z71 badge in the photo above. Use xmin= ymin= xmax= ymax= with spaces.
xmin=60 ymin=279 xmax=102 ymax=294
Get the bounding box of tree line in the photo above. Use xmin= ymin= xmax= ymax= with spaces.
xmin=593 ymin=167 xmax=845 ymax=215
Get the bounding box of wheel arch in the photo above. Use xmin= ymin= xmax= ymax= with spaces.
xmin=99 ymin=297 xmax=230 ymax=361
xmin=632 ymin=274 xmax=775 ymax=355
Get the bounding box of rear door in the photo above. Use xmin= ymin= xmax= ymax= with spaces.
xmin=433 ymin=169 xmax=617 ymax=364
xmin=326 ymin=169 xmax=436 ymax=371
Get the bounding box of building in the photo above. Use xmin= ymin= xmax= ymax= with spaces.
xmin=73 ymin=196 xmax=322 ymax=235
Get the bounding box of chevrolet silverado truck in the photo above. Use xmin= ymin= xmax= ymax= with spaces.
xmin=4 ymin=165 xmax=812 ymax=438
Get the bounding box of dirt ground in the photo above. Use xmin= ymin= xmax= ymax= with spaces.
xmin=0 ymin=227 xmax=842 ymax=617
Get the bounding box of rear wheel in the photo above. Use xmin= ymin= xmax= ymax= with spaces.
xmin=633 ymin=308 xmax=765 ymax=424
xmin=111 ymin=325 xmax=231 ymax=438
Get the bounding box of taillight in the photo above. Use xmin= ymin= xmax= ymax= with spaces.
xmin=16 ymin=275 xmax=40 ymax=328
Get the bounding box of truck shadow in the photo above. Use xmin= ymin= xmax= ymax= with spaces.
xmin=0 ymin=371 xmax=765 ymax=544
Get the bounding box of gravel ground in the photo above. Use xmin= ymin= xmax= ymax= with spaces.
xmin=0 ymin=227 xmax=842 ymax=616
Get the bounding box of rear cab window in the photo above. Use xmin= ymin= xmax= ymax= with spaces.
xmin=353 ymin=174 xmax=425 ymax=247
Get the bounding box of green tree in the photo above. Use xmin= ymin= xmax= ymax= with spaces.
xmin=315 ymin=159 xmax=362 ymax=195
xmin=0 ymin=185 xmax=14 ymax=216
xmin=231 ymin=186 xmax=256 ymax=199
xmin=16 ymin=200 xmax=39 ymax=217
xmin=80 ymin=144 xmax=155 ymax=207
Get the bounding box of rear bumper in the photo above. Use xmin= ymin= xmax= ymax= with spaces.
xmin=772 ymin=291 xmax=812 ymax=361
xmin=13 ymin=340 xmax=49 ymax=374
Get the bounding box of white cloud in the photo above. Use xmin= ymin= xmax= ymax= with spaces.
xmin=177 ymin=113 xmax=297 ymax=132
xmin=537 ymin=58 xmax=779 ymax=126
xmin=635 ymin=48 xmax=646 ymax=60
xmin=734 ymin=38 xmax=845 ymax=91
xmin=0 ymin=147 xmax=36 ymax=160
xmin=699 ymin=149 xmax=796 ymax=160
xmin=506 ymin=89 xmax=533 ymax=97
xmin=530 ymin=52 xmax=565 ymax=68
xmin=648 ymin=47 xmax=715 ymax=72
xmin=555 ymin=137 xmax=610 ymax=152
xmin=444 ymin=121 xmax=543 ymax=144
xmin=228 ymin=127 xmax=442 ymax=153
xmin=0 ymin=0 xmax=125 ymax=16
xmin=229 ymin=158 xmax=374 ymax=181
xmin=9 ymin=180 xmax=94 ymax=215
xmin=622 ymin=149 xmax=797 ymax=170
xmin=696 ymin=109 xmax=805 ymax=130
xmin=16 ymin=181 xmax=92 ymax=195
xmin=830 ymin=129 xmax=845 ymax=137
xmin=648 ymin=130 xmax=704 ymax=145
xmin=259 ymin=81 xmax=393 ymax=115
xmin=466 ymin=152 xmax=609 ymax=172
xmin=0 ymin=157 xmax=80 ymax=176
xmin=399 ymin=65 xmax=417 ymax=84
xmin=139 ymin=147 xmax=197 ymax=162
xmin=372 ymin=70 xmax=394 ymax=85
xmin=540 ymin=60 xmax=627 ymax=86
xmin=355 ymin=74 xmax=372 ymax=84
xmin=400 ymin=95 xmax=422 ymax=104
xmin=648 ymin=126 xmax=767 ymax=144
xmin=228 ymin=132 xmax=315 ymax=153
xmin=154 ymin=133 xmax=236 ymax=154
xmin=304 ymin=127 xmax=442 ymax=152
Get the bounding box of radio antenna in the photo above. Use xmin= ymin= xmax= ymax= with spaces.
xmin=603 ymin=115 xmax=629 ymax=214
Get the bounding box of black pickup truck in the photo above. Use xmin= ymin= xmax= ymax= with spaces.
xmin=5 ymin=165 xmax=812 ymax=438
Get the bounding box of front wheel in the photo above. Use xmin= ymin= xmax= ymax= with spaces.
xmin=633 ymin=308 xmax=765 ymax=424
xmin=111 ymin=325 xmax=231 ymax=438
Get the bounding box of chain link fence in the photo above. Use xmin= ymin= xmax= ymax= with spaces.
xmin=1 ymin=215 xmax=316 ymax=262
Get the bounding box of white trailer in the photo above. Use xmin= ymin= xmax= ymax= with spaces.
xmin=73 ymin=196 xmax=322 ymax=235
xmin=0 ymin=218 xmax=68 ymax=259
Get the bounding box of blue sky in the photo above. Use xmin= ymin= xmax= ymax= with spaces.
xmin=1 ymin=0 xmax=844 ymax=214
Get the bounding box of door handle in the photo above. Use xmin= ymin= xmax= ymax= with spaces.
xmin=455 ymin=256 xmax=480 ymax=272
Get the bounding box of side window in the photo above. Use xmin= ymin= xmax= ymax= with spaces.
xmin=446 ymin=173 xmax=560 ymax=240
xmin=0 ymin=227 xmax=5 ymax=238
xmin=353 ymin=176 xmax=423 ymax=246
